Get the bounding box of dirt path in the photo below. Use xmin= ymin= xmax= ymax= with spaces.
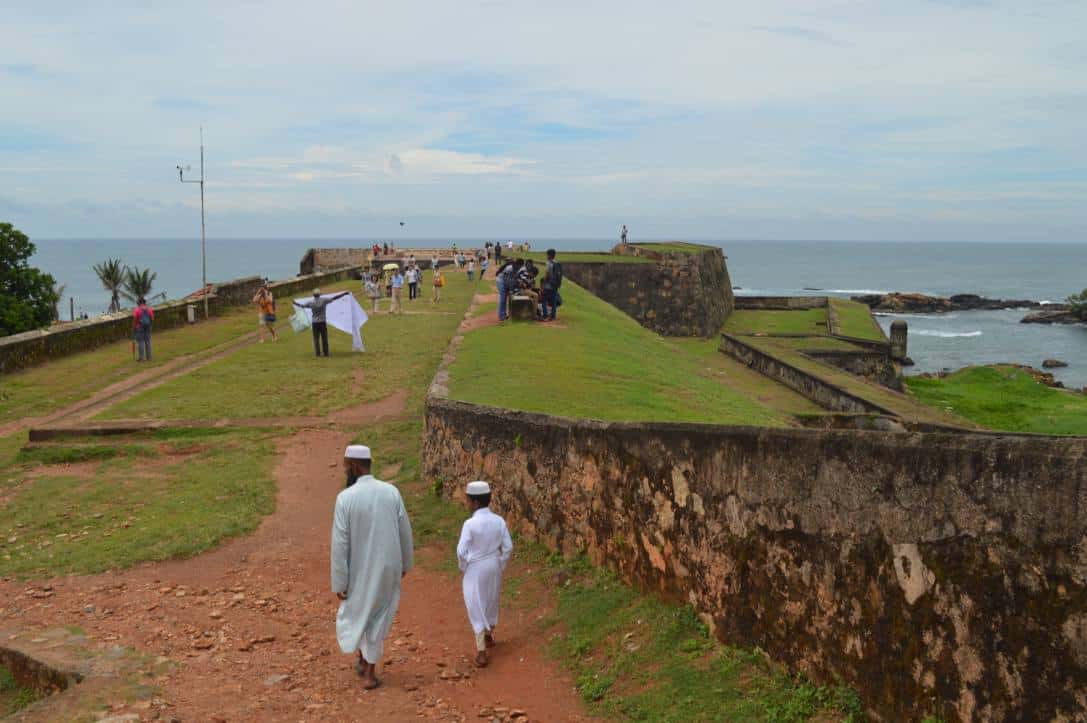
xmin=0 ymin=330 xmax=268 ymax=438
xmin=1 ymin=429 xmax=592 ymax=722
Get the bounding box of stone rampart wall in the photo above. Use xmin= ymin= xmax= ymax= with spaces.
xmin=734 ymin=296 xmax=829 ymax=310
xmin=300 ymin=248 xmax=373 ymax=275
xmin=0 ymin=266 xmax=359 ymax=374
xmin=422 ymin=397 xmax=1087 ymax=721
xmin=806 ymin=349 xmax=902 ymax=390
xmin=562 ymin=247 xmax=734 ymax=337
xmin=719 ymin=333 xmax=895 ymax=415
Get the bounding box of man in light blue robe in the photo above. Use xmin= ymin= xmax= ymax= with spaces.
xmin=331 ymin=444 xmax=414 ymax=690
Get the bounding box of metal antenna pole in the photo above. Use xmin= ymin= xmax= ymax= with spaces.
xmin=199 ymin=126 xmax=208 ymax=320
xmin=178 ymin=127 xmax=209 ymax=320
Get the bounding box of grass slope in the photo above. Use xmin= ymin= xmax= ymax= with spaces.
xmin=724 ymin=309 xmax=829 ymax=336
xmin=545 ymin=562 xmax=860 ymax=721
xmin=904 ymin=365 xmax=1087 ymax=435
xmin=448 ymin=282 xmax=793 ymax=426
xmin=1 ymin=665 xmax=40 ymax=716
xmin=0 ymin=304 xmax=273 ymax=426
xmin=102 ymin=274 xmax=477 ymax=420
xmin=0 ymin=431 xmax=276 ymax=578
xmin=829 ymin=299 xmax=885 ymax=341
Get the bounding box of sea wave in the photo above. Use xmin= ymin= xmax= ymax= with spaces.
xmin=912 ymin=330 xmax=983 ymax=338
xmin=825 ymin=289 xmax=890 ymax=295
xmin=875 ymin=312 xmax=960 ymax=320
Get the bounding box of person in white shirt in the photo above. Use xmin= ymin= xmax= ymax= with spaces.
xmin=331 ymin=445 xmax=414 ymax=690
xmin=466 ymin=259 xmax=475 ymax=282
xmin=456 ymin=481 xmax=513 ymax=667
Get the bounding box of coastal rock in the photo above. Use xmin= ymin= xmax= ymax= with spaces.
xmin=1021 ymin=309 xmax=1084 ymax=325
xmin=853 ymin=292 xmax=1048 ymax=313
xmin=1042 ymin=359 xmax=1069 ymax=369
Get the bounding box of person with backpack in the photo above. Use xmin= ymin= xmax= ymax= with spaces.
xmin=540 ymin=249 xmax=563 ymax=322
xmin=133 ymin=297 xmax=155 ymax=361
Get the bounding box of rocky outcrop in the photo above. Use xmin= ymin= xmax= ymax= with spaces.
xmin=1022 ymin=309 xmax=1085 ymax=325
xmin=852 ymin=292 xmax=1048 ymax=313
xmin=1043 ymin=359 xmax=1070 ymax=369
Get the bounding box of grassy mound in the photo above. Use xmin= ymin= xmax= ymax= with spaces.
xmin=829 ymin=298 xmax=885 ymax=341
xmin=904 ymin=365 xmax=1087 ymax=435
xmin=447 ymin=282 xmax=793 ymax=426
xmin=0 ymin=431 xmax=276 ymax=578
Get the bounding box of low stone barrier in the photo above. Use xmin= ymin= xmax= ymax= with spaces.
xmin=0 ymin=266 xmax=360 ymax=374
xmin=734 ymin=295 xmax=829 ymax=310
xmin=718 ymin=333 xmax=896 ymax=415
xmin=422 ymin=396 xmax=1087 ymax=721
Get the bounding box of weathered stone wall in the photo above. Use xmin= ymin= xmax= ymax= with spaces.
xmin=422 ymin=397 xmax=1087 ymax=721
xmin=300 ymin=247 xmax=373 ymax=275
xmin=562 ymin=246 xmax=734 ymax=337
xmin=719 ymin=333 xmax=897 ymax=415
xmin=735 ymin=296 xmax=829 ymax=310
xmin=0 ymin=266 xmax=359 ymax=374
xmin=806 ymin=349 xmax=902 ymax=390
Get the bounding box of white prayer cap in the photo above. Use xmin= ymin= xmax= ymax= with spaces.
xmin=466 ymin=481 xmax=491 ymax=496
xmin=344 ymin=444 xmax=371 ymax=460
xmin=313 ymin=288 xmax=322 ymax=295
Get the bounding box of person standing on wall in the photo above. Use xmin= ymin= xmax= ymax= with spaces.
xmin=620 ymin=225 xmax=628 ymax=245
xmin=293 ymin=288 xmax=350 ymax=358
xmin=252 ymin=280 xmax=278 ymax=343
xmin=133 ymin=297 xmax=154 ymax=361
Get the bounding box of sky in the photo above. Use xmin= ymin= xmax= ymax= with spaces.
xmin=2 ymin=0 xmax=1086 ymax=242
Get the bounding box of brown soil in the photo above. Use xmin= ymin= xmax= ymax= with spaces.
xmin=458 ymin=314 xmax=501 ymax=333
xmin=0 ymin=427 xmax=592 ymax=722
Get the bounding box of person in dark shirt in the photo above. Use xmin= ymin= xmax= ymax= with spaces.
xmin=293 ymin=288 xmax=350 ymax=357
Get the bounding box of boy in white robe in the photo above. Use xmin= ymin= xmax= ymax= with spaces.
xmin=457 ymin=481 xmax=513 ymax=667
xmin=331 ymin=444 xmax=414 ymax=689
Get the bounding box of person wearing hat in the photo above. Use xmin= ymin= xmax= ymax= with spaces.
xmin=331 ymin=444 xmax=414 ymax=690
xmin=251 ymin=280 xmax=278 ymax=343
xmin=456 ymin=481 xmax=513 ymax=667
xmin=293 ymin=288 xmax=350 ymax=357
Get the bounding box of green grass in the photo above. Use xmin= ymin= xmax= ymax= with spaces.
xmin=904 ymin=365 xmax=1087 ymax=435
xmin=100 ymin=274 xmax=478 ymax=421
xmin=448 ymin=282 xmax=793 ymax=426
xmin=723 ymin=309 xmax=829 ymax=336
xmin=743 ymin=336 xmax=974 ymax=428
xmin=546 ymin=564 xmax=861 ymax=722
xmin=0 ymin=431 xmax=277 ymax=578
xmin=0 ymin=303 xmax=275 ymax=426
xmin=666 ymin=338 xmax=823 ymax=416
xmin=0 ymin=666 xmax=40 ymax=716
xmin=630 ymin=242 xmax=709 ymax=255
xmin=829 ymin=299 xmax=885 ymax=341
xmin=519 ymin=251 xmax=654 ymax=265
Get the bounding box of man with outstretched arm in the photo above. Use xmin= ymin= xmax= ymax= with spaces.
xmin=293 ymin=288 xmax=349 ymax=357
xmin=331 ymin=444 xmax=414 ymax=690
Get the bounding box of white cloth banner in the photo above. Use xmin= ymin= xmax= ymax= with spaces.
xmin=293 ymin=293 xmax=369 ymax=351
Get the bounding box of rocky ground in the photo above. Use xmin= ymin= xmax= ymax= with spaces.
xmin=1 ymin=428 xmax=592 ymax=722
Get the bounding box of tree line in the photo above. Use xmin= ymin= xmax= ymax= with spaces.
xmin=1 ymin=221 xmax=157 ymax=337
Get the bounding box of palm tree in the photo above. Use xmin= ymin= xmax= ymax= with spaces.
xmin=122 ymin=266 xmax=157 ymax=304
xmin=52 ymin=282 xmax=66 ymax=321
xmin=93 ymin=259 xmax=126 ymax=312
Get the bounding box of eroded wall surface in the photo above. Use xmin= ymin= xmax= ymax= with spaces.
xmin=562 ymin=247 xmax=734 ymax=337
xmin=423 ymin=397 xmax=1087 ymax=721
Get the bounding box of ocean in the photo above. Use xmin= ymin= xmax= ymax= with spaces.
xmin=31 ymin=238 xmax=1087 ymax=388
